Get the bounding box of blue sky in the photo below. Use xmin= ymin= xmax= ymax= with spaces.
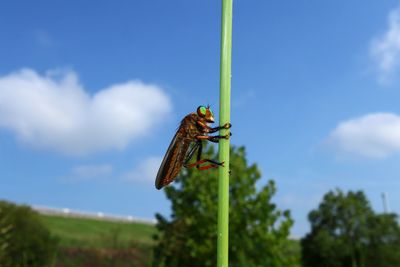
xmin=1 ymin=0 xmax=400 ymax=237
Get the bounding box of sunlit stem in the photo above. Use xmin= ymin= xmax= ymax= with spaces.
xmin=217 ymin=0 xmax=232 ymax=266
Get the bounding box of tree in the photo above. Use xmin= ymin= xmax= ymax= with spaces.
xmin=0 ymin=201 xmax=58 ymax=267
xmin=301 ymin=189 xmax=400 ymax=267
xmin=152 ymin=146 xmax=296 ymax=267
xmin=0 ymin=206 xmax=12 ymax=261
xmin=364 ymin=213 xmax=400 ymax=267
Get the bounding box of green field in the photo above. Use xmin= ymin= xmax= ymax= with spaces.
xmin=39 ymin=214 xmax=156 ymax=248
xmin=38 ymin=214 xmax=157 ymax=266
xmin=38 ymin=214 xmax=301 ymax=267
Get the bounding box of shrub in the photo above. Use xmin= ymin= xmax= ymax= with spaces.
xmin=0 ymin=201 xmax=58 ymax=267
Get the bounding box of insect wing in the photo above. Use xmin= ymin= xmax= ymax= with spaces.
xmin=155 ymin=132 xmax=189 ymax=189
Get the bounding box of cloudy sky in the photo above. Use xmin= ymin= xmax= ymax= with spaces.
xmin=1 ymin=0 xmax=400 ymax=236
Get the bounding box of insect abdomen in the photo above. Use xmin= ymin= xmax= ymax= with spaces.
xmin=155 ymin=134 xmax=191 ymax=189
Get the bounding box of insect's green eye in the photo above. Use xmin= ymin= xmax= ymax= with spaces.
xmin=200 ymin=106 xmax=206 ymax=115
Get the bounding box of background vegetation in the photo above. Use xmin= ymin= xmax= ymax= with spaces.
xmin=41 ymin=215 xmax=155 ymax=248
xmin=153 ymin=146 xmax=298 ymax=267
xmin=41 ymin=215 xmax=155 ymax=267
xmin=301 ymin=190 xmax=400 ymax=267
xmin=1 ymin=147 xmax=400 ymax=267
xmin=0 ymin=201 xmax=58 ymax=267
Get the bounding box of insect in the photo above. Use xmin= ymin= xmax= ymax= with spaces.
xmin=155 ymin=105 xmax=231 ymax=190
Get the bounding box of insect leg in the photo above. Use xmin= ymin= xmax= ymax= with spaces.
xmin=208 ymin=133 xmax=232 ymax=143
xmin=190 ymin=141 xmax=223 ymax=170
xmin=196 ymin=141 xmax=203 ymax=168
xmin=197 ymin=164 xmax=219 ymax=170
xmin=185 ymin=158 xmax=224 ymax=169
xmin=197 ymin=121 xmax=232 ymax=133
xmin=196 ymin=133 xmax=231 ymax=143
xmin=208 ymin=123 xmax=232 ymax=133
xmin=184 ymin=135 xmax=230 ymax=170
xmin=183 ymin=142 xmax=200 ymax=166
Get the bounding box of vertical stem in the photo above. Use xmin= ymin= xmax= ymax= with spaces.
xmin=217 ymin=0 xmax=232 ymax=267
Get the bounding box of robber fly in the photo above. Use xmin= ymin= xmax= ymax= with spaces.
xmin=155 ymin=105 xmax=231 ymax=190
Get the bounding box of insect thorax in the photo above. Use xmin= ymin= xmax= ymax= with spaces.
xmin=180 ymin=113 xmax=205 ymax=140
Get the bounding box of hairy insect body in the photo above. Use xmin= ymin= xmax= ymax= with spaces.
xmin=155 ymin=106 xmax=230 ymax=190
xmin=156 ymin=114 xmax=203 ymax=189
xmin=183 ymin=113 xmax=206 ymax=139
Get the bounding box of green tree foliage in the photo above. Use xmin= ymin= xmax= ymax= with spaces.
xmin=0 ymin=207 xmax=12 ymax=261
xmin=152 ymin=146 xmax=296 ymax=267
xmin=364 ymin=213 xmax=400 ymax=267
xmin=301 ymin=189 xmax=400 ymax=267
xmin=0 ymin=201 xmax=58 ymax=267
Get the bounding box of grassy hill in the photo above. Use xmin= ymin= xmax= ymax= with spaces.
xmin=38 ymin=214 xmax=301 ymax=267
xmin=39 ymin=214 xmax=157 ymax=267
xmin=40 ymin=214 xmax=156 ymax=248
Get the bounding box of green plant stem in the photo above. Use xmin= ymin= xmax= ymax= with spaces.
xmin=217 ymin=0 xmax=232 ymax=266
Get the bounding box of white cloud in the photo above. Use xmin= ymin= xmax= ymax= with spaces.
xmin=0 ymin=68 xmax=172 ymax=155
xmin=122 ymin=156 xmax=162 ymax=184
xmin=370 ymin=6 xmax=400 ymax=84
xmin=327 ymin=113 xmax=400 ymax=158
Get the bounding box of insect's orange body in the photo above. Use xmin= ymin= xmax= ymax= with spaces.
xmin=155 ymin=106 xmax=231 ymax=190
